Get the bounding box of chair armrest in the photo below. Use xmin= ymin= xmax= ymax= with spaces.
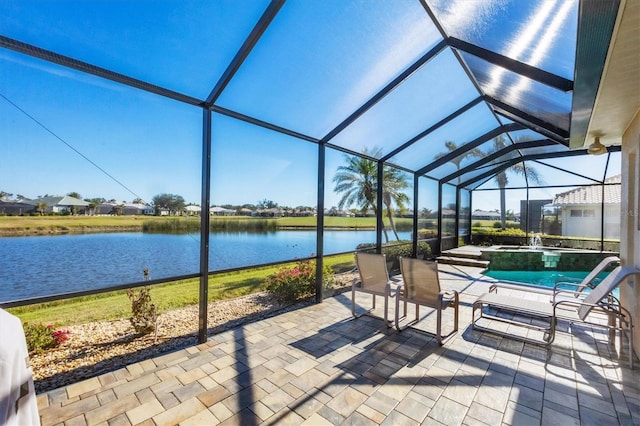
xmin=552 ymin=282 xmax=590 ymax=293
xmin=489 ymin=282 xmax=553 ymax=295
xmin=555 ymin=280 xmax=594 ymax=290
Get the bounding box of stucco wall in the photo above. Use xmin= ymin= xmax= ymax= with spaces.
xmin=620 ymin=110 xmax=640 ymax=357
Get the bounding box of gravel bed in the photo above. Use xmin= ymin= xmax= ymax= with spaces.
xmin=31 ymin=272 xmax=358 ymax=394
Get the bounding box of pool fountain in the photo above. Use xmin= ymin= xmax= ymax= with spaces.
xmin=529 ymin=234 xmax=542 ymax=250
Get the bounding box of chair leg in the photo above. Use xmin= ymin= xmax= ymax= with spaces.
xmin=351 ymin=286 xmax=356 ymax=318
xmin=453 ymin=295 xmax=459 ymax=333
xmin=436 ymin=309 xmax=443 ymax=345
xmin=395 ymin=295 xmax=402 ymax=330
xmin=384 ymin=293 xmax=391 ymax=327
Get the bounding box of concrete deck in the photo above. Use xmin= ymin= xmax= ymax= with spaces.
xmin=37 ymin=264 xmax=640 ymax=425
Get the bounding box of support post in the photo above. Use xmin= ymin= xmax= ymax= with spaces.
xmin=376 ymin=161 xmax=384 ymax=253
xmin=437 ymin=182 xmax=443 ymax=254
xmin=315 ymin=143 xmax=325 ymax=303
xmin=413 ymin=174 xmax=419 ymax=257
xmin=198 ymin=109 xmax=212 ymax=343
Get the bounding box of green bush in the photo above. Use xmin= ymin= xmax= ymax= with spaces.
xmin=264 ymin=258 xmax=336 ymax=303
xmin=24 ymin=322 xmax=70 ymax=354
xmin=471 ymin=227 xmax=527 ymax=246
xmin=492 ymin=221 xmax=520 ymax=229
xmin=127 ymin=286 xmax=157 ymax=335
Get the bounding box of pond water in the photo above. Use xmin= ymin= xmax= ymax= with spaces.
xmin=0 ymin=230 xmax=411 ymax=301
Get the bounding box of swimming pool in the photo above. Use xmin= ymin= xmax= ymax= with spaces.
xmin=483 ymin=270 xmax=606 ymax=290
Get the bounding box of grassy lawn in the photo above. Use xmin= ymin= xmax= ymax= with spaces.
xmin=8 ymin=253 xmax=356 ymax=327
xmin=0 ymin=215 xmax=180 ymax=234
xmin=0 ymin=214 xmax=424 ymax=235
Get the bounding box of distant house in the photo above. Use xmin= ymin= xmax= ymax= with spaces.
xmin=441 ymin=208 xmax=456 ymax=219
xmin=237 ymin=208 xmax=253 ymax=216
xmin=550 ymin=175 xmax=621 ymax=239
xmin=33 ymin=195 xmax=89 ymax=215
xmin=471 ymin=210 xmax=501 ymax=221
xmin=325 ymin=208 xmax=354 ymax=217
xmin=95 ymin=202 xmax=119 ymax=215
xmin=94 ymin=202 xmax=153 ymax=215
xmin=122 ymin=203 xmax=155 ymax=215
xmin=184 ymin=205 xmax=201 ymax=216
xmin=210 ymin=206 xmax=235 ymax=216
xmin=0 ymin=199 xmax=37 ymax=215
xmin=291 ymin=208 xmax=315 ymax=217
xmin=254 ymin=208 xmax=281 ymax=217
xmin=355 ymin=209 xmax=376 ymax=217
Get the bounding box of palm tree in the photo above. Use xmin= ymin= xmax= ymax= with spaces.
xmin=382 ymin=166 xmax=410 ymax=241
xmin=36 ymin=202 xmax=47 ymax=216
xmin=333 ymin=147 xmax=409 ymax=243
xmin=486 ymin=135 xmax=543 ymax=229
xmin=435 ymin=140 xmax=484 ymax=185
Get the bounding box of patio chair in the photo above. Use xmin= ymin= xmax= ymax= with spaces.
xmin=352 ymin=252 xmax=400 ymax=326
xmin=395 ymin=257 xmax=459 ymax=345
xmin=472 ymin=265 xmax=640 ymax=368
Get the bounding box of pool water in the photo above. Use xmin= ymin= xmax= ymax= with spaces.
xmin=483 ymin=270 xmax=607 ymax=290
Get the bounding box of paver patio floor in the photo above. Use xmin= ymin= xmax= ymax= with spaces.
xmin=37 ymin=264 xmax=640 ymax=425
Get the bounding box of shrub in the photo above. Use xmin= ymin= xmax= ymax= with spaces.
xmin=264 ymin=258 xmax=336 ymax=303
xmin=492 ymin=220 xmax=520 ymax=229
xmin=24 ymin=322 xmax=70 ymax=354
xmin=127 ymin=286 xmax=157 ymax=335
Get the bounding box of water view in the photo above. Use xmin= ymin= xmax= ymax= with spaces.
xmin=0 ymin=230 xmax=411 ymax=301
xmin=483 ymin=270 xmax=605 ymax=289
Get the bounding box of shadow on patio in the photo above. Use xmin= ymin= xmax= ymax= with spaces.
xmin=37 ymin=265 xmax=640 ymax=425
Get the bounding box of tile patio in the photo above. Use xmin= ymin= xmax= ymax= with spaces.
xmin=37 ymin=264 xmax=640 ymax=425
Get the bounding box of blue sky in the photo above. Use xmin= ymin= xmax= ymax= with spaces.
xmin=0 ymin=0 xmax=620 ymax=213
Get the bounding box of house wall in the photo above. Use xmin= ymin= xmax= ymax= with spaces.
xmin=620 ymin=110 xmax=640 ymax=357
xmin=561 ymin=203 xmax=621 ymax=240
xmin=603 ymin=204 xmax=622 ymax=239
xmin=562 ymin=207 xmax=600 ymax=238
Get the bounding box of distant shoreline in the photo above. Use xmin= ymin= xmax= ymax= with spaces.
xmin=0 ymin=215 xmax=389 ymax=237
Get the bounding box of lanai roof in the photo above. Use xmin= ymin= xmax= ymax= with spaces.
xmin=1 ymin=0 xmax=633 ymax=192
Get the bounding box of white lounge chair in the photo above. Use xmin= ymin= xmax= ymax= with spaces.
xmin=473 ymin=265 xmax=639 ymax=368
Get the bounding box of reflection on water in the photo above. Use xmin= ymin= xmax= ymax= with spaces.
xmin=0 ymin=230 xmax=411 ymax=301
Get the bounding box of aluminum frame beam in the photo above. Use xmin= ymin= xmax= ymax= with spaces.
xmin=0 ymin=35 xmax=204 ymax=107
xmin=459 ymin=145 xmax=621 ymax=188
xmin=448 ymin=37 xmax=574 ymax=92
xmin=442 ymin=139 xmax=558 ymax=183
xmin=415 ymin=123 xmax=523 ymax=176
xmin=484 ymin=95 xmax=570 ymax=140
xmin=206 ymin=0 xmax=285 ymax=105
